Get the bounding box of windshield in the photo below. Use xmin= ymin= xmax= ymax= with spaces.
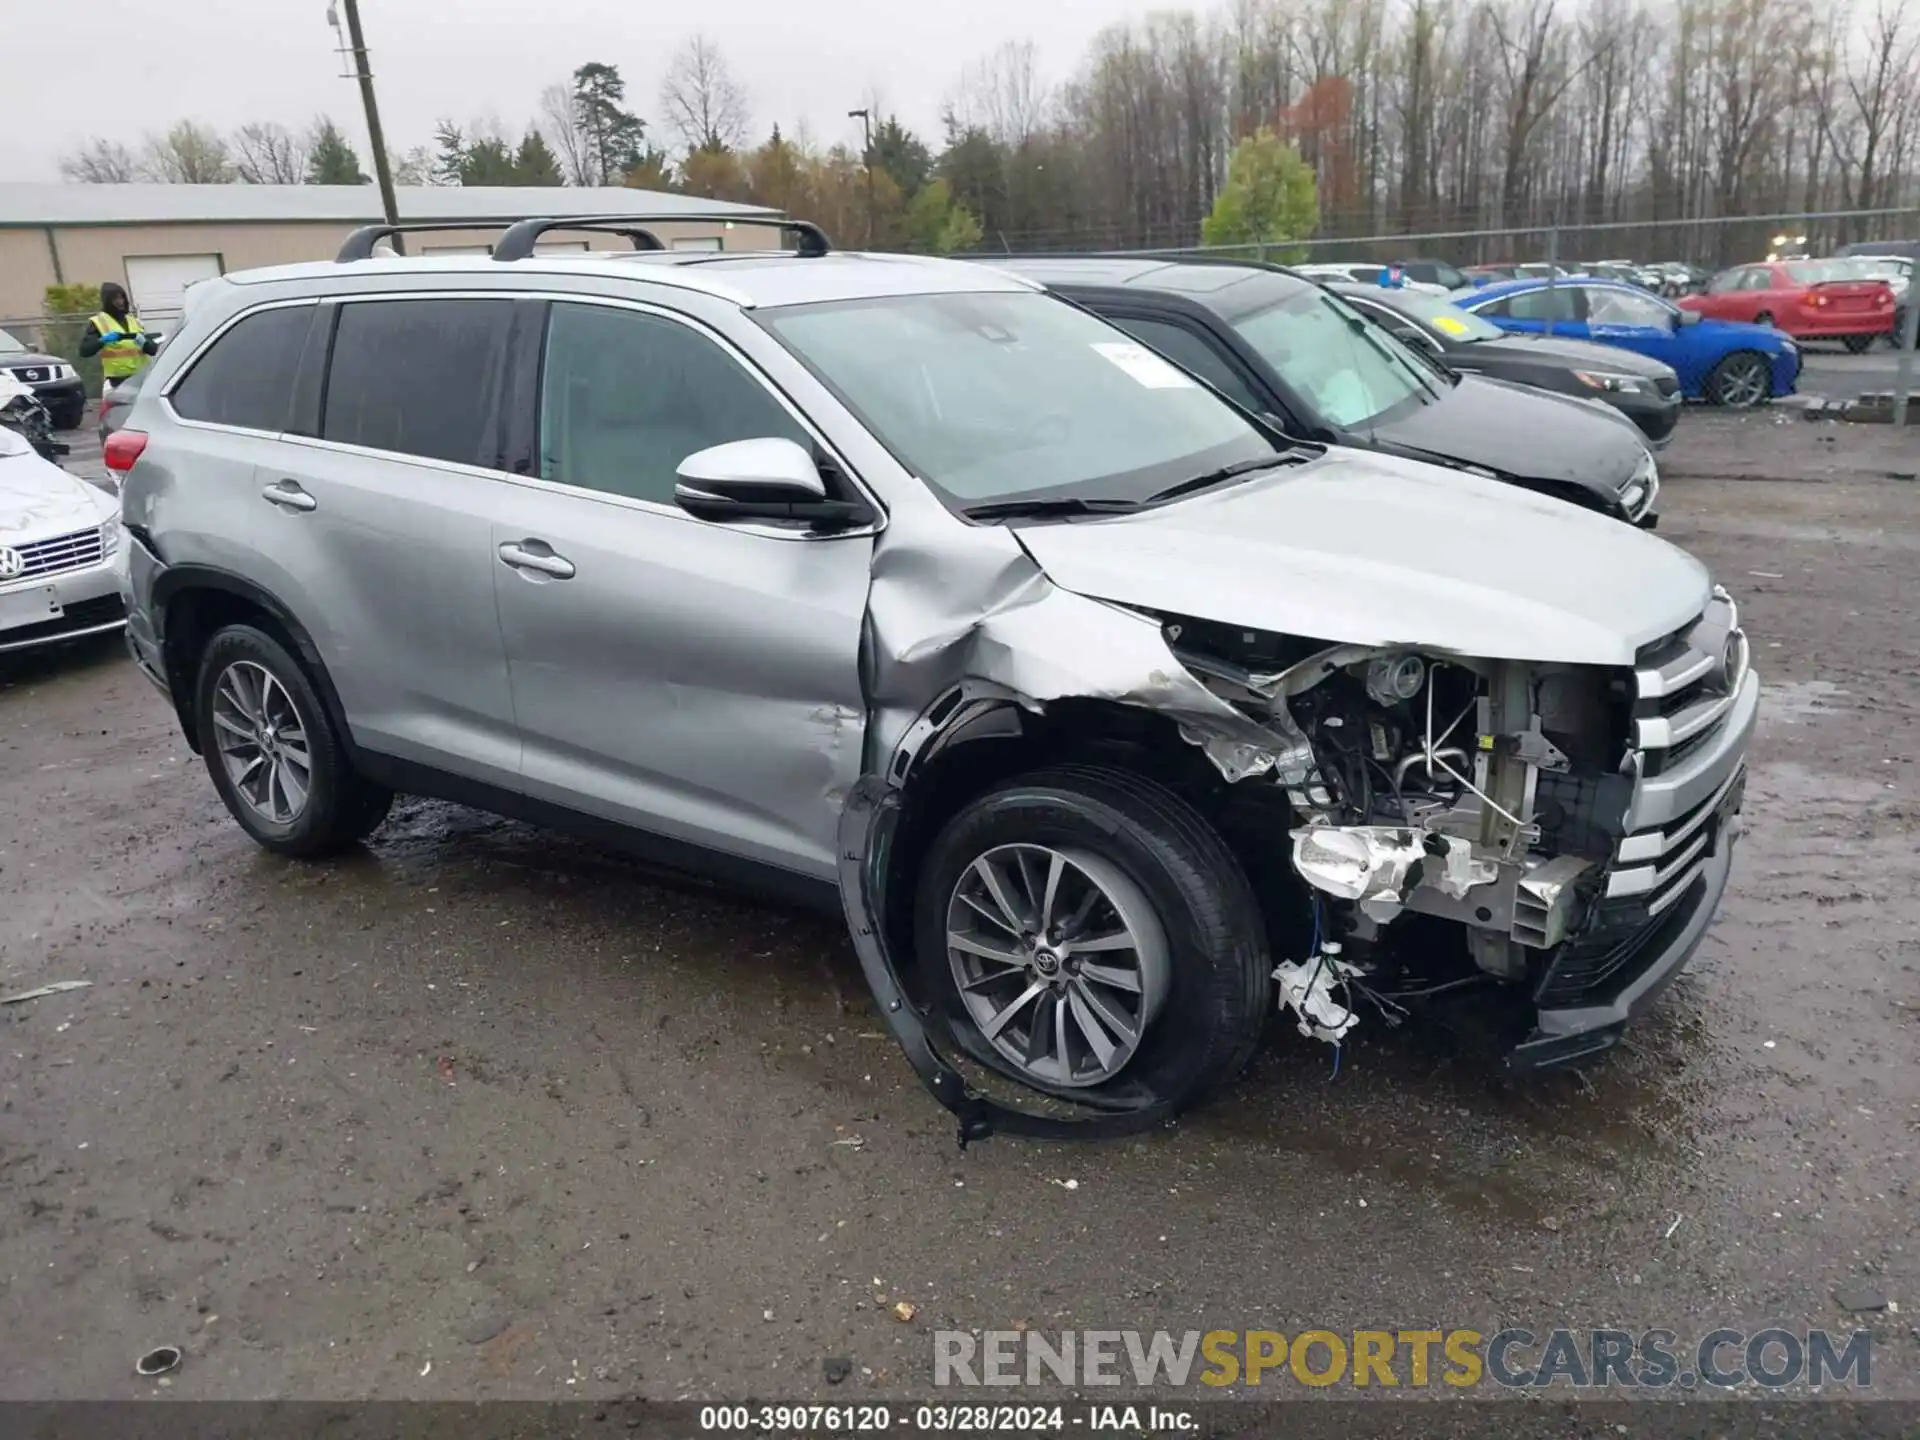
xmin=1231 ymin=285 xmax=1438 ymax=430
xmin=0 ymin=328 xmax=26 ymax=356
xmin=1369 ymin=290 xmax=1505 ymax=343
xmin=758 ymin=291 xmax=1275 ymax=507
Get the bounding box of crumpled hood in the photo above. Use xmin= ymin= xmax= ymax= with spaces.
xmin=1013 ymin=447 xmax=1710 ymax=666
xmin=1370 ymin=374 xmax=1646 ymax=497
xmin=0 ymin=444 xmax=115 ymax=539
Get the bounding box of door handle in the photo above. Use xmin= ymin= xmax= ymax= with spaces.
xmin=261 ymin=481 xmax=316 ymax=512
xmin=497 ymin=541 xmax=576 ymax=579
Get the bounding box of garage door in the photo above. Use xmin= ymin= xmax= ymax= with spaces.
xmin=418 ymin=241 xmax=590 ymax=256
xmin=124 ymin=254 xmax=223 ymax=329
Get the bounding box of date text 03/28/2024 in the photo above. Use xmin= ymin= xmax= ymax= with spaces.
xmin=697 ymin=1405 xmax=1188 ymax=1432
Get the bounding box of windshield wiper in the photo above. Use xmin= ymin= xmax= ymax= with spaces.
xmin=960 ymin=496 xmax=1143 ymax=523
xmin=1139 ymin=454 xmax=1306 ymax=507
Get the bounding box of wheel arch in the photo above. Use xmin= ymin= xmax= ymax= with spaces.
xmin=151 ymin=565 xmax=350 ymax=755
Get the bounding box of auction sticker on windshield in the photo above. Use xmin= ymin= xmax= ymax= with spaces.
xmin=1433 ymin=315 xmax=1471 ymax=337
xmin=1090 ymin=341 xmax=1197 ymax=389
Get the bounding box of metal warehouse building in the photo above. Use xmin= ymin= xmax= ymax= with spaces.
xmin=0 ymin=183 xmax=780 ymax=328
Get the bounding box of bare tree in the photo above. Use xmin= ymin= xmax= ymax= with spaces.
xmin=231 ymin=122 xmax=310 ymax=184
xmin=60 ymin=138 xmax=140 ymax=183
xmin=138 ymin=120 xmax=234 ymax=183
xmin=540 ymin=82 xmax=592 ymax=185
xmin=659 ymin=34 xmax=751 ymax=154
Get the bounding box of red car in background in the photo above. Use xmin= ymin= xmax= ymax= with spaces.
xmin=1680 ymin=260 xmax=1895 ymax=350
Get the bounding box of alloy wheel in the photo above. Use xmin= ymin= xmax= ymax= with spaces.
xmin=211 ymin=661 xmax=312 ymax=824
xmin=944 ymin=843 xmax=1170 ymax=1088
xmin=1715 ymin=356 xmax=1769 ymax=408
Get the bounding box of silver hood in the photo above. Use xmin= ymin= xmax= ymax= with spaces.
xmin=0 ymin=440 xmax=118 ymax=541
xmin=1012 ymin=447 xmax=1709 ymax=665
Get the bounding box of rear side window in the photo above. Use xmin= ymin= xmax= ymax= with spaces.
xmin=1506 ymin=287 xmax=1580 ymax=322
xmin=169 ymin=304 xmax=314 ymax=432
xmin=321 ymin=299 xmax=510 ymax=465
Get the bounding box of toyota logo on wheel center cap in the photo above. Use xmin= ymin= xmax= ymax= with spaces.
xmin=0 ymin=546 xmax=24 ymax=580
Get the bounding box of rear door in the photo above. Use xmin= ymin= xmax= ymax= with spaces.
xmin=487 ymin=297 xmax=874 ymax=882
xmin=259 ymin=295 xmax=521 ymax=785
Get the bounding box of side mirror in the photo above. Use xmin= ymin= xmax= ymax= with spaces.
xmin=673 ymin=437 xmax=866 ymax=527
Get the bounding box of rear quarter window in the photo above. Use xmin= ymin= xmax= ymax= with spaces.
xmin=168 ymin=304 xmax=316 ymax=432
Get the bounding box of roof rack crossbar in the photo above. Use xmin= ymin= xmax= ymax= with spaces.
xmin=490 ymin=213 xmax=831 ymax=263
xmin=335 ymin=221 xmax=527 ymax=262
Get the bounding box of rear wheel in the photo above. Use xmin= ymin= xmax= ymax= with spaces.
xmin=1843 ymin=334 xmax=1874 ymax=354
xmin=194 ymin=624 xmax=392 ymax=857
xmin=913 ymin=765 xmax=1270 ymax=1112
xmin=1706 ymin=352 xmax=1771 ymax=408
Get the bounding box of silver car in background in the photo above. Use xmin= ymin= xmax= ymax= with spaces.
xmin=113 ymin=215 xmax=1754 ymax=1140
xmin=0 ymin=425 xmax=123 ymax=655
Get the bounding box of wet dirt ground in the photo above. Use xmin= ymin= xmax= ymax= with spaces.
xmin=1 ymin=415 xmax=1916 ymax=1408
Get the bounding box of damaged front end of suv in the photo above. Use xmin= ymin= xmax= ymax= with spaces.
xmin=837 ymin=481 xmax=1758 ymax=1144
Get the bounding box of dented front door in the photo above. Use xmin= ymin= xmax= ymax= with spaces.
xmin=490 ymin=484 xmax=873 ymax=882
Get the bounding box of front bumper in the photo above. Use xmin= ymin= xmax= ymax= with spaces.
xmin=1508 ymin=768 xmax=1743 ymax=1069
xmin=0 ymin=558 xmax=125 ymax=655
xmin=1612 ymin=389 xmax=1682 ymax=448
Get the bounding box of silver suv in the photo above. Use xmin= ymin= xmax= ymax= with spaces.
xmin=116 ymin=215 xmax=1756 ymax=1139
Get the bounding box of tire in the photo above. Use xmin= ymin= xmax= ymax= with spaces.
xmin=1705 ymin=352 xmax=1771 ymax=409
xmin=912 ymin=764 xmax=1270 ymax=1113
xmin=1843 ymin=334 xmax=1874 ymax=354
xmin=1752 ymin=311 xmax=1774 ymax=328
xmin=193 ymin=624 xmax=392 ymax=858
xmin=50 ymin=403 xmax=84 ymax=432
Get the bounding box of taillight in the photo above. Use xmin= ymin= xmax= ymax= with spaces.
xmin=104 ymin=429 xmax=148 ymax=473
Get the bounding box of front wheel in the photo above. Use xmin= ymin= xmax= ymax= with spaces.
xmin=1706 ymin=352 xmax=1772 ymax=408
xmin=194 ymin=624 xmax=392 ymax=857
xmin=1843 ymin=334 xmax=1874 ymax=354
xmin=913 ymin=766 xmax=1270 ymax=1111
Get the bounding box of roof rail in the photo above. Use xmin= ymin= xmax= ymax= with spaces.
xmin=491 ymin=213 xmax=831 ymax=262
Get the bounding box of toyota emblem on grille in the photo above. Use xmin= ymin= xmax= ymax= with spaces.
xmin=0 ymin=546 xmax=24 ymax=580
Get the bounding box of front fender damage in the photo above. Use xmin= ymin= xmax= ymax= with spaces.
xmin=837 ymin=551 xmax=1297 ymax=1144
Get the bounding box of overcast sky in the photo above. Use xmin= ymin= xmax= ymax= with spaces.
xmin=2 ymin=0 xmax=1165 ymax=181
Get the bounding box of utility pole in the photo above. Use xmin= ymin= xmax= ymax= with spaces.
xmin=848 ymin=107 xmax=874 ymax=249
xmin=330 ymin=0 xmax=405 ymax=252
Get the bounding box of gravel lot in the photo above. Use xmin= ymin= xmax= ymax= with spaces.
xmin=2 ymin=413 xmax=1916 ymax=1413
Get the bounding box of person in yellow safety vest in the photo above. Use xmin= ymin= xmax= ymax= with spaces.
xmin=78 ymin=282 xmax=159 ymax=397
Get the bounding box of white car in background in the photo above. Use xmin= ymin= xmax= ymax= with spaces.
xmin=0 ymin=425 xmax=124 ymax=656
xmin=1293 ymin=262 xmax=1451 ymax=296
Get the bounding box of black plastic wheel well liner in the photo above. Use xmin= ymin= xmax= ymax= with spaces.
xmin=845 ymin=691 xmax=1266 ymax=1144
xmin=150 ymin=566 xmax=351 ymax=757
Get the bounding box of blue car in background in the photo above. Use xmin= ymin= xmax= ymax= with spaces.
xmin=1456 ymin=278 xmax=1799 ymax=408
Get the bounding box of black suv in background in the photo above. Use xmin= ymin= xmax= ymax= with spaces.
xmin=1331 ymin=282 xmax=1684 ymax=448
xmin=0 ymin=326 xmax=86 ymax=430
xmin=989 ymin=255 xmax=1662 ymax=526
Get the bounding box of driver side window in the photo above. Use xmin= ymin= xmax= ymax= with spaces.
xmin=1706 ymin=269 xmax=1745 ymax=294
xmin=538 ymin=302 xmax=809 ymax=505
xmin=1586 ymin=287 xmax=1671 ymax=326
